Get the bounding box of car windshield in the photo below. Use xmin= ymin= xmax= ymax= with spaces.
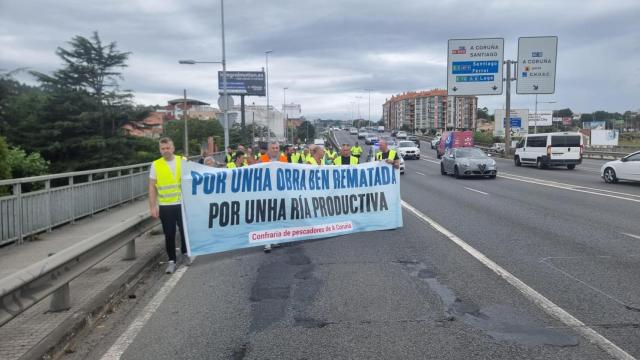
xmin=455 ymin=148 xmax=487 ymax=158
xmin=399 ymin=141 xmax=415 ymax=147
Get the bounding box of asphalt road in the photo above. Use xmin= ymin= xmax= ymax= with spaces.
xmin=67 ymin=131 xmax=640 ymax=360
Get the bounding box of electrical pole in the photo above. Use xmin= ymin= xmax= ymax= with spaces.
xmin=504 ymin=60 xmax=513 ymax=155
xmin=364 ymin=89 xmax=373 ymax=126
xmin=265 ymin=50 xmax=273 ymax=142
xmin=221 ymin=0 xmax=229 ymax=149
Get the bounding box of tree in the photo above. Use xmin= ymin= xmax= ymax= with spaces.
xmin=6 ymin=147 xmax=49 ymax=178
xmin=163 ymin=118 xmax=224 ymax=156
xmin=0 ymin=137 xmax=10 ymax=180
xmin=31 ymin=31 xmax=132 ymax=136
xmin=553 ymin=108 xmax=573 ymax=118
xmin=477 ymin=106 xmax=489 ymax=119
xmin=296 ymin=121 xmax=315 ymax=143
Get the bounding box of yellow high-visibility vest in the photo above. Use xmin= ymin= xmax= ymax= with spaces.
xmin=291 ymin=153 xmax=301 ymax=163
xmin=333 ymin=156 xmax=359 ymax=165
xmin=376 ymin=149 xmax=397 ymax=161
xmin=351 ymin=146 xmax=363 ymax=156
xmin=307 ymin=157 xmax=320 ymax=165
xmin=154 ymin=156 xmax=183 ymax=205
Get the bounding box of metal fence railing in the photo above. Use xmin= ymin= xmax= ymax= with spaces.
xmin=0 ymin=163 xmax=152 ymax=246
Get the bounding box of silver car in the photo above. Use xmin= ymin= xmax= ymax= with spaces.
xmin=440 ymin=148 xmax=497 ymax=179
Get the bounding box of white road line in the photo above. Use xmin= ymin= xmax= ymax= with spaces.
xmin=423 ymin=159 xmax=440 ymax=164
xmin=100 ymin=267 xmax=188 ymax=360
xmin=415 ymin=171 xmax=426 ymax=176
xmin=500 ymin=172 xmax=640 ymax=198
xmin=622 ymin=233 xmax=640 ymax=240
xmin=464 ymin=187 xmax=488 ymax=195
xmin=499 ymin=173 xmax=640 ymax=204
xmin=401 ymin=200 xmax=635 ymax=360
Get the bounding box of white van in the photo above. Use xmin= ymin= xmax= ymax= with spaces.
xmin=514 ymin=132 xmax=583 ymax=169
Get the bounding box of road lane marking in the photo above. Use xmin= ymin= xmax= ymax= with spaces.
xmin=499 ymin=172 xmax=640 ymax=203
xmin=100 ymin=266 xmax=188 ymax=360
xmin=622 ymin=233 xmax=640 ymax=240
xmin=464 ymin=187 xmax=488 ymax=195
xmin=401 ymin=200 xmax=635 ymax=360
xmin=415 ymin=172 xmax=426 ymax=176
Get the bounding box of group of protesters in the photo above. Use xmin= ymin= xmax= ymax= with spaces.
xmin=199 ymin=141 xmax=369 ymax=168
xmin=149 ymin=137 xmax=400 ymax=274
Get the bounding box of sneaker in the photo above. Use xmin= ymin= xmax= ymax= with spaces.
xmin=182 ymin=254 xmax=193 ymax=266
xmin=263 ymin=244 xmax=272 ymax=253
xmin=165 ymin=261 xmax=176 ymax=274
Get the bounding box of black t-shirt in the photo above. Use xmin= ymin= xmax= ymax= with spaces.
xmin=380 ymin=150 xmax=399 ymax=160
xmin=340 ymin=155 xmax=350 ymax=164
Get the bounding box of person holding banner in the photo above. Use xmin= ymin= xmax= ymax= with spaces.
xmin=225 ymin=147 xmax=234 ymax=164
xmin=324 ymin=145 xmax=337 ymax=164
xmin=260 ymin=141 xmax=288 ymax=163
xmin=376 ymin=139 xmax=400 ymax=169
xmin=306 ymin=145 xmax=325 ymax=165
xmin=333 ymin=144 xmax=359 ymax=165
xmin=286 ymin=145 xmax=302 ymax=164
xmin=227 ymin=151 xmax=246 ymax=168
xmin=148 ymin=137 xmax=192 ymax=274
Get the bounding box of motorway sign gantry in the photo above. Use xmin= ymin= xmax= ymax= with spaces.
xmin=447 ymin=38 xmax=504 ymax=96
xmin=516 ymin=36 xmax=558 ymax=94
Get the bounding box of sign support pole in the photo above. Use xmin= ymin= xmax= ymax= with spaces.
xmin=240 ymin=95 xmax=246 ymax=145
xmin=505 ymin=60 xmax=512 ymax=155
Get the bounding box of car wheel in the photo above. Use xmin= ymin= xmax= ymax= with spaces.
xmin=436 ymin=153 xmax=441 ymax=159
xmin=514 ymin=156 xmax=521 ymax=167
xmin=454 ymin=166 xmax=461 ymax=179
xmin=603 ymin=167 xmax=618 ymax=183
xmin=567 ymin=164 xmax=576 ymax=170
xmin=536 ymin=158 xmax=544 ymax=169
xmin=416 ymin=155 xmax=420 ymax=159
xmin=440 ymin=163 xmax=446 ymax=175
xmin=489 ymin=173 xmax=497 ymax=179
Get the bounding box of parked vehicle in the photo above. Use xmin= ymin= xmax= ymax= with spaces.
xmin=436 ymin=131 xmax=474 ymax=159
xmin=313 ymin=138 xmax=325 ymax=146
xmin=440 ymin=147 xmax=497 ymax=179
xmin=349 ymin=127 xmax=358 ymax=135
xmin=407 ymin=135 xmax=421 ymax=148
xmin=600 ymin=151 xmax=640 ymax=183
xmin=396 ymin=131 xmax=408 ymax=139
xmin=358 ymin=130 xmax=368 ymax=139
xmin=514 ymin=132 xmax=583 ymax=169
xmin=377 ymin=126 xmax=385 ymax=133
xmin=397 ymin=140 xmax=420 ymax=159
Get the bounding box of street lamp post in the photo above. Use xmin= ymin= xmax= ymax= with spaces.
xmin=364 ymin=89 xmax=373 ymax=127
xmin=265 ymin=50 xmax=273 ymax=142
xmin=177 ymin=0 xmax=229 ymax=148
xmin=283 ymin=87 xmax=288 ymax=143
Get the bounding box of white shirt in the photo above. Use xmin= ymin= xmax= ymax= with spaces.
xmin=150 ymin=157 xmax=182 ymax=206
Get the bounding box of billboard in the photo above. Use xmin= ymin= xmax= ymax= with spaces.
xmin=517 ymin=36 xmax=558 ymax=94
xmin=494 ymin=109 xmax=529 ymax=137
xmin=529 ymin=111 xmax=553 ymax=127
xmin=583 ymin=121 xmax=606 ymax=130
xmin=447 ymin=38 xmax=504 ymax=96
xmin=218 ymin=71 xmax=266 ymax=96
xmin=591 ymin=130 xmax=619 ymax=146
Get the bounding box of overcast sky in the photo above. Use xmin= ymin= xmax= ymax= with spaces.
xmin=1 ymin=0 xmax=638 ymax=120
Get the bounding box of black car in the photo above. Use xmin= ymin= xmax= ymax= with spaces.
xmin=407 ymin=135 xmax=420 ymax=148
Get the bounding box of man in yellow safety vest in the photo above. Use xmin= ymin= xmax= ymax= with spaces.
xmin=351 ymin=142 xmax=363 ymax=162
xmin=227 ymin=151 xmax=247 ymax=168
xmin=375 ymin=139 xmax=400 ymax=169
xmin=333 ymin=143 xmax=359 ymax=165
xmin=148 ymin=137 xmax=192 ymax=274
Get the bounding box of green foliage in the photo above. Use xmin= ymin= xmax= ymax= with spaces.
xmin=6 ymin=147 xmax=49 ymax=178
xmin=296 ymin=121 xmax=315 ymax=143
xmin=0 ymin=137 xmax=11 ymax=180
xmin=163 ymin=118 xmax=224 ymax=156
xmin=473 ymin=131 xmax=499 ymax=146
xmin=477 ymin=107 xmax=489 ymax=119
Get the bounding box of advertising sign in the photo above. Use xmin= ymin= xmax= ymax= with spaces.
xmin=447 ymin=38 xmax=504 ymax=95
xmin=218 ymin=71 xmax=266 ymax=96
xmin=591 ymin=129 xmax=619 ymax=146
xmin=182 ymin=161 xmax=403 ymax=256
xmin=494 ymin=109 xmax=529 ymax=137
xmin=583 ymin=121 xmax=606 ymax=130
xmin=517 ymin=36 xmax=558 ymax=94
xmin=529 ymin=111 xmax=553 ymax=127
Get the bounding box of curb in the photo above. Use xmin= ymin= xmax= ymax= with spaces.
xmin=20 ymin=232 xmax=164 ymax=360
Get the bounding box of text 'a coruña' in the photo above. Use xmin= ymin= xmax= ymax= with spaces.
xmin=208 ymin=192 xmax=388 ymax=228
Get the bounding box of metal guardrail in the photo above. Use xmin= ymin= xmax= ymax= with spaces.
xmin=0 ymin=163 xmax=151 ymax=246
xmin=0 ymin=152 xmax=225 ymax=246
xmin=0 ymin=211 xmax=157 ymax=327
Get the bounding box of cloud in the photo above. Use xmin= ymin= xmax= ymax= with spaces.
xmin=1 ymin=0 xmax=638 ymax=119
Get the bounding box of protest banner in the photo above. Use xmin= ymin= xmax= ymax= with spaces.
xmin=181 ymin=161 xmax=403 ymax=256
